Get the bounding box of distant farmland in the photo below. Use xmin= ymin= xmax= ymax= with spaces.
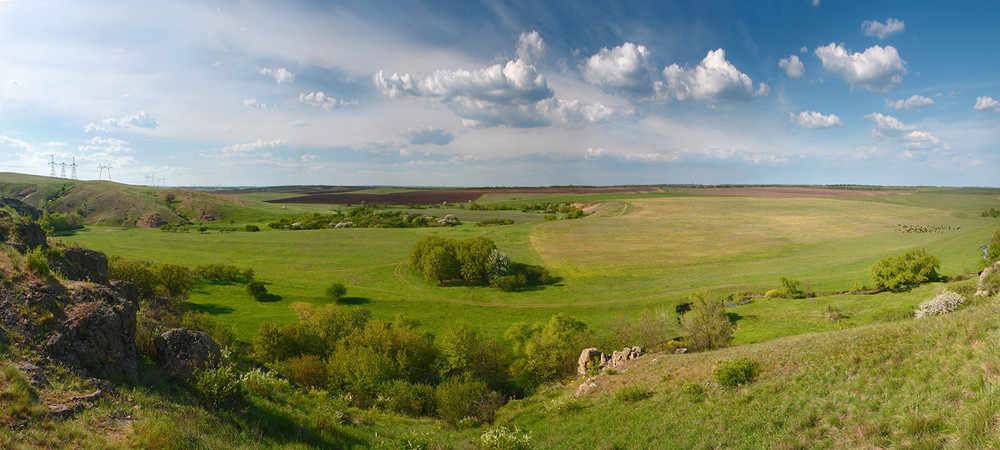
xmin=253 ymin=186 xmax=665 ymax=205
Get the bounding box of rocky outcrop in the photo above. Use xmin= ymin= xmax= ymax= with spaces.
xmin=0 ymin=209 xmax=47 ymax=251
xmin=154 ymin=328 xmax=221 ymax=378
xmin=577 ymin=346 xmax=644 ymax=378
xmin=44 ymin=282 xmax=139 ymax=382
xmin=55 ymin=247 xmax=110 ymax=285
xmin=977 ymin=262 xmax=1000 ymax=297
xmin=135 ymin=213 xmax=167 ymax=228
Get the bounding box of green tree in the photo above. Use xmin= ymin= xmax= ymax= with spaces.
xmin=246 ymin=281 xmax=268 ymax=300
xmin=157 ymin=263 xmax=194 ymax=299
xmin=325 ymin=282 xmax=348 ymax=302
xmin=679 ymin=291 xmax=734 ymax=351
xmin=778 ymin=276 xmax=804 ymax=298
xmin=870 ymin=248 xmax=940 ymax=291
xmin=437 ymin=323 xmax=510 ymax=388
xmin=454 ymin=237 xmax=497 ymax=284
xmin=506 ymin=313 xmax=589 ymax=388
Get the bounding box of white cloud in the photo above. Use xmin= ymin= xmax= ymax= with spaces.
xmin=516 ymin=31 xmax=545 ymax=65
xmin=862 ymin=18 xmax=905 ymax=39
xmin=810 ymin=0 xmax=820 ymax=6
xmin=221 ymin=139 xmax=287 ymax=153
xmin=403 ymin=127 xmax=454 ymax=145
xmin=581 ymin=42 xmax=653 ymax=95
xmin=885 ymin=95 xmax=934 ymax=111
xmin=864 ymin=112 xmax=915 ymax=137
xmin=660 ymin=48 xmax=768 ymax=102
xmin=974 ymin=96 xmax=1000 ymax=112
xmin=814 ymin=43 xmax=906 ymax=93
xmin=85 ymin=111 xmax=158 ymax=132
xmin=80 ymin=137 xmax=132 ymax=153
xmin=243 ymin=98 xmax=269 ymax=110
xmin=900 ymin=130 xmax=942 ymax=149
xmin=259 ymin=67 xmax=294 ymax=84
xmin=0 ymin=135 xmax=31 ymax=151
xmin=301 ymin=154 xmax=319 ymax=162
xmin=298 ymin=91 xmax=356 ymax=110
xmin=790 ymin=111 xmax=843 ymax=128
xmin=778 ymin=55 xmax=804 ymax=78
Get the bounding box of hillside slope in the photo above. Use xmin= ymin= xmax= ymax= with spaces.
xmin=501 ymin=295 xmax=1000 ymax=449
xmin=0 ymin=173 xmax=254 ymax=226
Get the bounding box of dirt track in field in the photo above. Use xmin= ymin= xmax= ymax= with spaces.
xmin=263 ymin=186 xmax=664 ymax=205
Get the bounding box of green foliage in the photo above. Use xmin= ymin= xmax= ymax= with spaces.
xmin=194 ymin=264 xmax=254 ymax=284
xmin=981 ymin=208 xmax=1000 ymax=218
xmin=381 ymin=380 xmax=437 ymax=417
xmin=246 ymin=280 xmax=268 ymax=300
xmin=763 ymin=289 xmax=781 ymax=298
xmin=180 ymin=311 xmax=237 ymax=348
xmin=37 ymin=211 xmax=84 ymax=235
xmin=454 ymin=237 xmax=497 ymax=284
xmin=238 ymin=367 xmax=291 ymax=400
xmin=286 ymin=354 xmax=328 ymax=389
xmin=192 ymin=364 xmax=238 ymax=409
xmin=487 ymin=249 xmax=512 ymax=280
xmin=157 ymin=263 xmax=194 ymax=299
xmin=713 ymin=357 xmax=761 ymax=387
xmin=681 ymin=382 xmax=706 ymax=402
xmin=478 ymin=425 xmax=532 ymax=450
xmin=870 ymin=248 xmax=941 ymax=291
xmin=435 ymin=376 xmax=502 ymax=425
xmin=477 ymin=218 xmax=515 ymax=227
xmin=437 ymin=323 xmax=510 ymax=389
xmin=24 ymin=247 xmax=50 ymax=277
xmin=679 ymin=291 xmax=734 ymax=351
xmin=778 ymin=276 xmax=805 ymax=298
xmin=325 ymin=282 xmax=347 ymax=302
xmin=490 ymin=274 xmax=526 ymax=291
xmin=506 ymin=313 xmax=589 ymax=389
xmin=244 ymin=224 xmax=260 ymax=232
xmin=613 ymin=385 xmax=652 ymax=403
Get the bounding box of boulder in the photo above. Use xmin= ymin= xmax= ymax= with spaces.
xmin=610 ymin=346 xmax=644 ymax=367
xmin=577 ymin=347 xmax=604 ymax=377
xmin=154 ymin=328 xmax=221 ymax=378
xmin=576 ymin=346 xmax=644 ymax=378
xmin=57 ymin=247 xmax=110 ymax=285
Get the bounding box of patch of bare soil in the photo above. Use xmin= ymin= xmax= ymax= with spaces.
xmin=264 ymin=186 xmax=664 ymax=205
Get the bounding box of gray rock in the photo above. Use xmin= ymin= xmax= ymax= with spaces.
xmin=154 ymin=328 xmax=221 ymax=378
xmin=59 ymin=247 xmax=110 ymax=285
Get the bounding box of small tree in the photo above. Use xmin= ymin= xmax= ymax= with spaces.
xmin=679 ymin=291 xmax=734 ymax=351
xmin=778 ymin=277 xmax=804 ymax=299
xmin=246 ymin=281 xmax=268 ymax=300
xmin=870 ymin=248 xmax=941 ymax=291
xmin=325 ymin=282 xmax=347 ymax=302
xmin=157 ymin=263 xmax=194 ymax=299
xmin=487 ymin=249 xmax=512 ymax=280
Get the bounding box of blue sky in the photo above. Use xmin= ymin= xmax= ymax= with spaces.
xmin=1 ymin=0 xmax=998 ymax=187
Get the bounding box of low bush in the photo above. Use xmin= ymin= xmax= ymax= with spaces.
xmin=325 ymin=282 xmax=347 ymax=302
xmin=192 ymin=364 xmax=239 ymax=409
xmin=436 ymin=377 xmax=503 ymax=425
xmin=246 ymin=281 xmax=268 ymax=300
xmin=713 ymin=357 xmax=761 ymax=388
xmin=914 ymin=291 xmax=965 ymax=318
xmin=612 ymin=385 xmax=652 ymax=403
xmin=764 ymin=289 xmax=781 ymax=298
xmin=244 ymin=224 xmax=261 ymax=232
xmin=477 ymin=218 xmax=514 ymax=227
xmin=24 ymin=247 xmax=49 ymax=277
xmin=871 ymin=248 xmax=940 ymax=290
xmin=239 ymin=368 xmax=291 ymax=400
xmin=381 ymin=380 xmax=437 ymax=417
xmin=479 ymin=425 xmax=531 ymax=450
xmin=490 ymin=274 xmax=526 ymax=291
xmin=287 ymin=354 xmax=327 ymax=389
xmin=681 ymin=382 xmax=706 ymax=402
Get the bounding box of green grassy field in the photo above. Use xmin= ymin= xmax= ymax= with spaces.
xmin=61 ymin=189 xmax=1000 ymax=344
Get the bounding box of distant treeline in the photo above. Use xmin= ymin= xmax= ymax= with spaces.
xmin=268 ymin=207 xmax=460 ymax=230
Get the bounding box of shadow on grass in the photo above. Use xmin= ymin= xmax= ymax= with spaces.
xmin=336 ymin=296 xmax=370 ymax=305
xmin=726 ymin=312 xmax=744 ymax=324
xmin=189 ymin=303 xmax=236 ymax=315
xmin=255 ymin=293 xmax=283 ymax=303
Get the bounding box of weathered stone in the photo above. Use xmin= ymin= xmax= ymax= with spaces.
xmin=45 ymin=284 xmax=138 ymax=382
xmin=154 ymin=328 xmax=221 ymax=378
xmin=577 ymin=347 xmax=604 ymax=377
xmin=610 ymin=346 xmax=644 ymax=368
xmin=58 ymin=247 xmax=110 ymax=285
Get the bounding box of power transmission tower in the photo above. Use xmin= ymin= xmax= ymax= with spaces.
xmin=70 ymin=157 xmax=78 ymax=180
xmin=59 ymin=162 xmax=67 ymax=179
xmin=97 ymin=164 xmax=112 ymax=181
xmin=49 ymin=155 xmax=56 ymax=177
xmin=158 ymin=177 xmax=166 ymax=187
xmin=145 ymin=174 xmax=155 ymax=186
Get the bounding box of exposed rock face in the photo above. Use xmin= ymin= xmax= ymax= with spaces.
xmin=977 ymin=262 xmax=1000 ymax=297
xmin=576 ymin=346 xmax=644 ymax=378
xmin=44 ymin=282 xmax=139 ymax=382
xmin=154 ymin=328 xmax=221 ymax=378
xmin=0 ymin=209 xmax=47 ymax=251
xmin=57 ymin=247 xmax=110 ymax=285
xmin=0 ymin=197 xmax=42 ymax=221
xmin=135 ymin=213 xmax=167 ymax=228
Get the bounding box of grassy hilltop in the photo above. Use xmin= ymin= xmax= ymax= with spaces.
xmin=3 ymin=177 xmax=1000 ymax=448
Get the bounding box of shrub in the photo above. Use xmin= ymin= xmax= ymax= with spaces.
xmin=713 ymin=358 xmax=761 ymax=388
xmin=245 ymin=224 xmax=260 ymax=232
xmin=778 ymin=277 xmax=804 ymax=298
xmin=287 ymin=354 xmax=327 ymax=389
xmin=946 ymin=280 xmax=978 ymax=297
xmin=681 ymin=382 xmax=706 ymax=401
xmin=246 ymin=281 xmax=268 ymax=300
xmin=914 ymin=291 xmax=965 ymax=318
xmin=479 ymin=425 xmax=531 ymax=450
xmin=325 ymin=282 xmax=347 ymax=302
xmin=612 ymin=385 xmax=652 ymax=403
xmin=25 ymin=247 xmax=50 ymax=277
xmin=487 ymin=249 xmax=512 ymax=280
xmin=763 ymin=289 xmax=782 ymax=298
xmin=180 ymin=311 xmax=236 ymax=349
xmin=505 ymin=313 xmax=589 ymax=389
xmin=193 ymin=364 xmax=238 ymax=409
xmin=436 ymin=377 xmax=503 ymax=425
xmin=871 ymin=248 xmax=940 ymax=290
xmin=679 ymin=291 xmax=733 ymax=351
xmin=980 ymin=272 xmax=1000 ymax=296
xmin=490 ymin=274 xmax=526 ymax=291
xmin=157 ymin=263 xmax=194 ymax=299
xmin=437 ymin=323 xmax=510 ymax=389
xmin=381 ymin=380 xmax=437 ymax=417
xmin=239 ymin=368 xmax=291 ymax=400
xmin=477 ymin=218 xmax=514 ymax=227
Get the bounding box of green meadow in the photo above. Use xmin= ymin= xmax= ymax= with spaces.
xmin=62 ymin=188 xmax=1000 ymax=345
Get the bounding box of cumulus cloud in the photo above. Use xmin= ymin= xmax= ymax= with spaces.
xmin=581 ymin=42 xmax=653 ymax=95
xmin=790 ymin=111 xmax=843 ymax=128
xmin=402 ymin=127 xmax=454 ymax=145
xmin=85 ymin=111 xmax=158 ymax=132
xmin=974 ymin=96 xmax=1000 ymax=112
xmin=660 ymin=48 xmax=768 ymax=102
xmin=260 ymin=67 xmax=294 ymax=84
xmin=375 ymin=55 xmax=614 ymax=128
xmin=298 ymin=91 xmax=356 ymax=110
xmin=243 ymin=98 xmax=269 ymax=110
xmin=865 ymin=112 xmax=946 ymax=152
xmin=862 ymin=18 xmax=905 ymax=39
xmin=814 ymin=43 xmax=906 ymax=93
xmin=0 ymin=135 xmax=31 ymax=151
xmin=885 ymin=94 xmax=934 ymax=111
xmin=778 ymin=55 xmax=804 ymax=78
xmin=222 ymin=139 xmax=287 ymax=153
xmin=516 ymin=31 xmax=545 ymax=65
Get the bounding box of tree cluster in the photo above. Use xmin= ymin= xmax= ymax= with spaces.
xmin=870 ymin=248 xmax=941 ymax=291
xmin=267 ymin=208 xmax=460 ymax=231
xmin=409 ymin=236 xmax=551 ymax=290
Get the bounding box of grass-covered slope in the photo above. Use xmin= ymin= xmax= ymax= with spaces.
xmin=502 ymin=295 xmax=1000 ymax=449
